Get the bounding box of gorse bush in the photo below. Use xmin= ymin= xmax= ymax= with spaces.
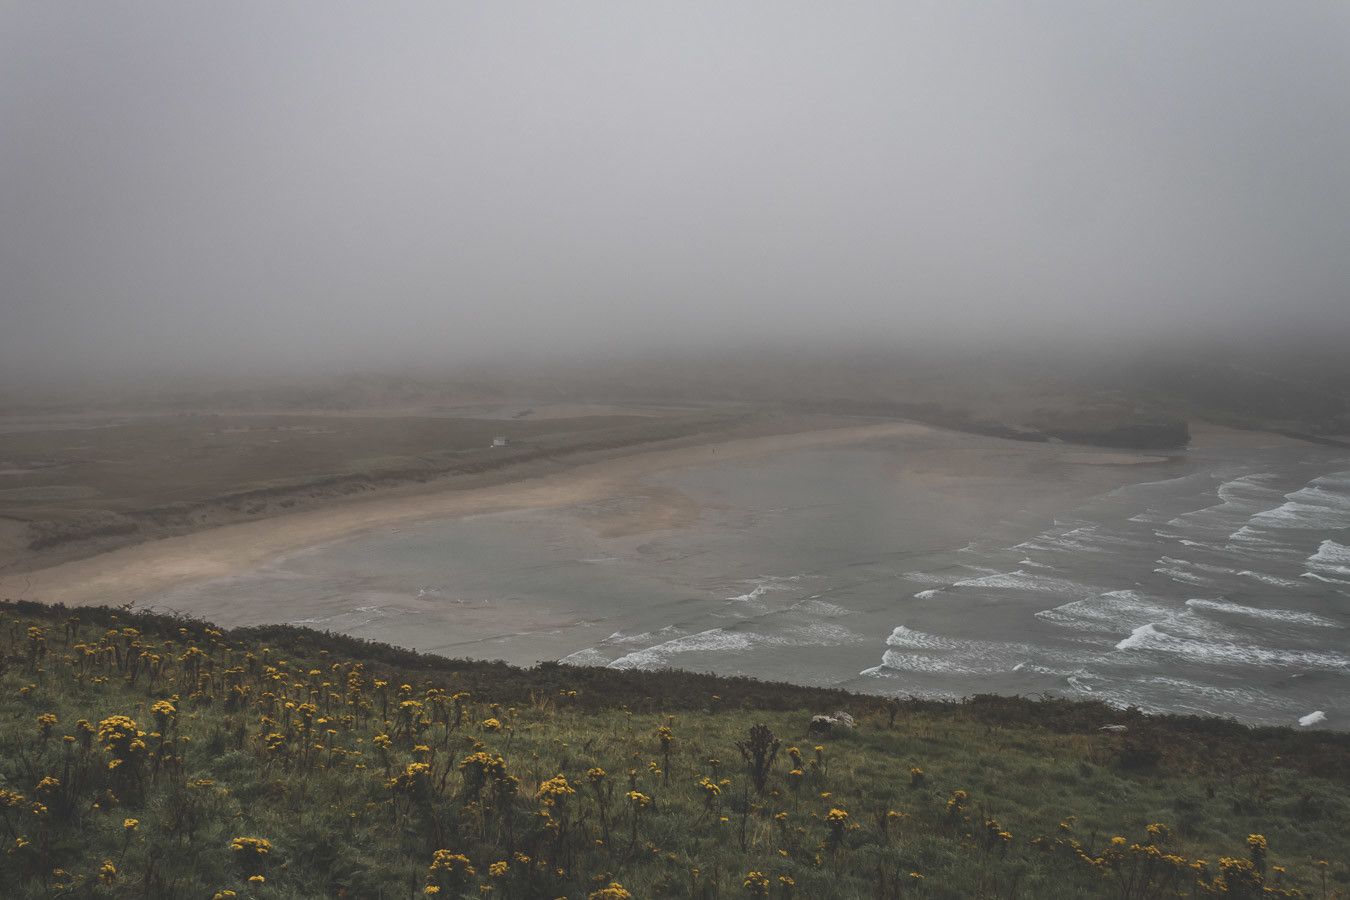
xmin=0 ymin=600 xmax=1346 ymax=898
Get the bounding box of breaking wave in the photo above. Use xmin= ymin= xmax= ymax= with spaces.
xmin=793 ymin=598 xmax=851 ymax=616
xmin=1236 ymin=569 xmax=1305 ymax=588
xmin=1152 ymin=562 xmax=1216 ymax=587
xmin=1114 ymin=623 xmax=1350 ymax=670
xmin=1301 ymin=571 xmax=1350 ymax=587
xmin=726 ymin=575 xmax=801 ymax=606
xmin=950 ymin=569 xmax=1091 ymax=595
xmin=1183 ymin=598 xmax=1340 ymax=628
xmin=1234 ymin=470 xmax=1350 ymax=535
xmin=1036 ymin=590 xmax=1178 ymax=635
xmin=1308 ymin=540 xmax=1350 ymax=577
xmin=607 ymin=628 xmax=777 ymax=670
xmin=1165 ymin=473 xmax=1282 ymax=532
xmin=559 ymin=648 xmax=610 ymax=666
xmin=861 ymin=625 xmax=1107 ymax=678
xmin=605 ymin=616 xmax=860 ymax=671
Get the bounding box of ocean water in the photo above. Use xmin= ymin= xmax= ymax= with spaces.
xmin=146 ymin=432 xmax=1350 ymax=729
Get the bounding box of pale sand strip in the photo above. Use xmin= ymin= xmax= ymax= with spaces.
xmin=0 ymin=422 xmax=933 ymax=607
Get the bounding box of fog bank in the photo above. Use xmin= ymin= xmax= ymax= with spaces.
xmin=3 ymin=2 xmax=1348 ymax=381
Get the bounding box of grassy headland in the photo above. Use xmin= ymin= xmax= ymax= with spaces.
xmin=0 ymin=600 xmax=1346 ymax=898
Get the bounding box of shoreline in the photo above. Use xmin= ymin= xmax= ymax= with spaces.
xmin=0 ymin=420 xmax=938 ymax=607
xmin=0 ymin=418 xmax=1285 ymax=609
xmin=0 ymin=406 xmax=765 ymax=573
xmin=10 ymin=417 xmax=1343 ymax=731
xmin=0 ymin=419 xmax=1280 ymax=612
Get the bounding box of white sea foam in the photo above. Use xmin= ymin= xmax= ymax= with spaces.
xmin=1013 ymin=664 xmax=1104 ymax=693
xmin=871 ymin=649 xmax=991 ymax=675
xmin=1067 ymin=527 xmax=1147 ymax=549
xmin=1308 ymin=540 xmax=1350 ymax=577
xmin=903 ymin=565 xmax=1002 ymax=587
xmin=1166 ymin=473 xmax=1282 ymax=531
xmin=1091 ymin=673 xmax=1279 ymax=719
xmin=1065 ymin=673 xmax=1096 ymax=693
xmin=1009 ymin=519 xmax=1105 ymax=554
xmin=870 ymin=626 xmax=1033 ymax=675
xmin=1236 ymin=470 xmax=1350 ymax=534
xmin=1112 ymin=472 xmax=1207 ymax=494
xmin=1220 ymin=474 xmax=1276 ymax=500
xmin=726 ymin=576 xmax=798 ymax=604
xmin=1109 ymin=622 xmax=1166 ymax=650
xmin=1312 ymin=538 xmax=1350 ymax=563
xmin=606 ymin=611 xmax=861 ymax=670
xmin=1251 ymin=501 xmax=1350 ymax=531
xmin=1152 ymin=565 xmax=1214 ymax=587
xmin=1236 ymin=569 xmax=1305 ymax=588
xmin=1224 ymin=528 xmax=1299 ymax=560
xmin=1036 ymin=590 xmax=1178 ymax=635
xmin=1184 ymin=598 xmax=1340 ymax=628
xmin=559 ymin=648 xmax=610 ymax=666
xmin=287 ymin=604 xmax=401 ymax=631
xmin=885 ymin=625 xmax=969 ymax=651
xmin=607 ymin=628 xmax=776 ymax=670
xmin=1158 ymin=556 xmax=1235 ymax=576
xmin=1299 ymin=710 xmax=1327 ymax=727
xmin=595 ymin=625 xmax=682 ymax=646
xmin=1038 ymin=590 xmax=1239 ymax=644
xmin=1301 ymin=571 xmax=1350 ymax=586
xmin=903 ymin=571 xmax=958 ymax=586
xmin=950 ymin=569 xmax=1089 ymax=595
xmin=869 ymin=625 xmax=1104 ymax=677
xmin=1153 ymin=556 xmax=1308 ymax=589
xmin=1229 ymin=525 xmax=1277 ymax=545
xmin=1012 ymin=532 xmax=1101 ymax=554
xmin=728 ymin=585 xmax=773 ymax=603
xmin=794 ymin=598 xmax=851 ymax=616
xmin=914 ymin=589 xmax=942 ymax=600
xmin=785 ymin=621 xmax=860 ymax=644
xmin=1114 ymin=623 xmax=1350 ymax=670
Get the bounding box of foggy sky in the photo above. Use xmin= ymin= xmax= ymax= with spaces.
xmin=2 ymin=2 xmax=1348 ymax=380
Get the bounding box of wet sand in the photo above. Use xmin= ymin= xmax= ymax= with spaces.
xmin=0 ymin=421 xmax=939 ymax=606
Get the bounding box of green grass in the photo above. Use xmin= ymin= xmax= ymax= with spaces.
xmin=0 ymin=600 xmax=1345 ymax=898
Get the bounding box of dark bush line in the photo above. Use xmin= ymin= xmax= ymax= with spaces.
xmin=4 ymin=598 xmax=1347 ymax=781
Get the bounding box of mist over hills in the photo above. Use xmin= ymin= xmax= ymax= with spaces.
xmin=4 ymin=338 xmax=1347 ymax=441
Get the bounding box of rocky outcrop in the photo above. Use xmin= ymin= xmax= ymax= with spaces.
xmin=808 ymin=711 xmax=856 ymax=736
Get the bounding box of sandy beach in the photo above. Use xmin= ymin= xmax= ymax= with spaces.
xmin=0 ymin=421 xmax=938 ymax=607
xmin=4 ymin=415 xmax=1345 ymax=727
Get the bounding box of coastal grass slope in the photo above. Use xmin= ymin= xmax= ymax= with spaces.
xmin=0 ymin=600 xmax=1346 ymax=898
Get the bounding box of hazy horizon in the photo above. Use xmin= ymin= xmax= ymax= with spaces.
xmin=3 ymin=2 xmax=1349 ymax=382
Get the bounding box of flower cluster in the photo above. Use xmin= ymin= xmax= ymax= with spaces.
xmin=536 ymin=774 xmax=576 ymax=806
